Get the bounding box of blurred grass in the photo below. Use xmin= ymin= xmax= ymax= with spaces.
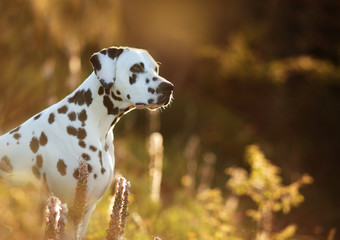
xmin=0 ymin=139 xmax=317 ymax=240
xmin=0 ymin=182 xmax=44 ymax=239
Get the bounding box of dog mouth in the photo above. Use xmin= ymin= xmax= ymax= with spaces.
xmin=135 ymin=93 xmax=173 ymax=110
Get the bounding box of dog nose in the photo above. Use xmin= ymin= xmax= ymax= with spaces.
xmin=158 ymin=82 xmax=174 ymax=94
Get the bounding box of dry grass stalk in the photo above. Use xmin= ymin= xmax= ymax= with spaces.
xmin=106 ymin=176 xmax=131 ymax=240
xmin=69 ymin=159 xmax=89 ymax=238
xmin=148 ymin=132 xmax=163 ymax=203
xmin=119 ymin=179 xmax=130 ymax=237
xmin=44 ymin=193 xmax=68 ymax=240
xmin=56 ymin=203 xmax=68 ymax=240
xmin=183 ymin=135 xmax=200 ymax=194
xmin=44 ymin=193 xmax=59 ymax=240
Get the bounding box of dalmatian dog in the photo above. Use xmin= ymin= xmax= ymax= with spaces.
xmin=0 ymin=46 xmax=173 ymax=237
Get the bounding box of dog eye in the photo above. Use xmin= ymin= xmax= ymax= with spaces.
xmin=130 ymin=63 xmax=144 ymax=73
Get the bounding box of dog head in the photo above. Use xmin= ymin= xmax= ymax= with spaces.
xmin=90 ymin=47 xmax=174 ymax=110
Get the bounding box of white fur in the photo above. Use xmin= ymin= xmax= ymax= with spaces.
xmin=0 ymin=47 xmax=173 ymax=237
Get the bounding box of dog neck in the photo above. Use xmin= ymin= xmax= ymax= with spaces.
xmin=67 ymin=72 xmax=135 ymax=141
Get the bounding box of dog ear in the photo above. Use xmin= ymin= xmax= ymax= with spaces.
xmin=90 ymin=47 xmax=124 ymax=90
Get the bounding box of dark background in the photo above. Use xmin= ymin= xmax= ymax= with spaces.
xmin=0 ymin=0 xmax=339 ymax=237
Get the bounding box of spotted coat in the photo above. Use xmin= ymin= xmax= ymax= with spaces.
xmin=0 ymin=46 xmax=173 ymax=238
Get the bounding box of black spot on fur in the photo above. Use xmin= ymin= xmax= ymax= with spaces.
xmin=97 ymin=151 xmax=106 ymax=175
xmin=127 ymin=94 xmax=130 ymax=100
xmin=13 ymin=133 xmax=21 ymax=140
xmin=116 ymin=90 xmax=121 ymax=95
xmin=68 ymin=89 xmax=93 ymax=107
xmin=78 ymin=109 xmax=87 ymax=126
xmin=111 ymin=91 xmax=123 ymax=101
xmin=107 ymin=48 xmax=124 ymax=60
xmin=58 ymin=105 xmax=68 ymax=114
xmin=79 ymin=141 xmax=86 ymax=148
xmin=36 ymin=155 xmax=43 ymax=168
xmin=104 ymin=87 xmax=110 ymax=95
xmin=73 ymin=168 xmax=79 ymax=180
xmin=30 ymin=137 xmax=39 ymax=153
xmin=100 ymin=80 xmax=113 ymax=90
xmin=57 ymin=159 xmax=67 ymax=176
xmin=100 ymin=49 xmax=107 ymax=55
xmin=87 ymin=164 xmax=93 ymax=173
xmin=103 ymin=96 xmax=119 ymax=115
xmin=82 ymin=153 xmax=90 ymax=161
xmin=34 ymin=114 xmax=41 ymax=120
xmin=135 ymin=102 xmax=144 ymax=107
xmin=77 ymin=128 xmax=87 ymax=140
xmin=148 ymin=88 xmax=155 ymax=94
xmin=146 ymin=79 xmax=150 ymax=84
xmin=0 ymin=156 xmax=13 ymax=173
xmin=152 ymin=77 xmax=158 ymax=81
xmin=98 ymin=151 xmax=104 ymax=169
xmin=48 ymin=113 xmax=55 ymax=124
xmin=9 ymin=126 xmax=20 ymax=134
xmin=39 ymin=132 xmax=48 ymax=146
xmin=68 ymin=112 xmax=76 ymax=121
xmin=67 ymin=126 xmax=77 ymax=136
xmin=98 ymin=86 xmax=104 ymax=96
xmin=94 ymin=174 xmax=97 ymax=179
xmin=89 ymin=145 xmax=97 ymax=152
xmin=32 ymin=165 xmax=41 ymax=179
xmin=129 ymin=75 xmax=137 ymax=85
xmin=130 ymin=63 xmax=144 ymax=73
xmin=148 ymin=99 xmax=154 ymax=104
xmin=90 ymin=54 xmax=101 ymax=72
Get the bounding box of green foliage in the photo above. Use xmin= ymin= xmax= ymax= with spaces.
xmin=226 ymin=145 xmax=313 ymax=240
xmin=196 ymin=189 xmax=241 ymax=240
xmin=87 ymin=144 xmax=313 ymax=240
